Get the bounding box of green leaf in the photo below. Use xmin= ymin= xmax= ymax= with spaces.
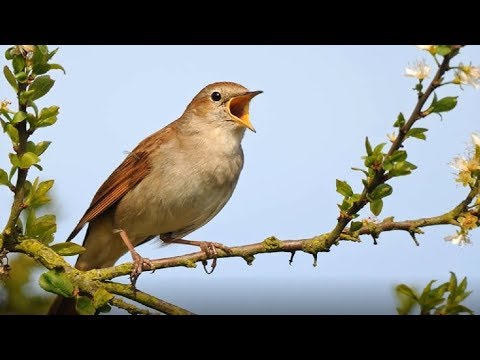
xmin=337 ymin=199 xmax=351 ymax=212
xmin=429 ymin=282 xmax=448 ymax=299
xmin=365 ymin=137 xmax=372 ymax=156
xmin=453 ymin=290 xmax=472 ymax=305
xmin=0 ymin=168 xmax=9 ymax=186
xmin=39 ymin=105 xmax=59 ymax=120
xmin=20 ymin=90 xmax=35 ymax=104
xmin=351 ymin=167 xmax=369 ymax=177
xmin=11 ymin=111 xmax=27 ymax=124
xmin=369 ymin=184 xmax=393 ymax=200
xmin=373 ymin=143 xmax=386 ymax=155
xmin=9 ymin=166 xmax=18 ymax=182
xmin=35 ymin=141 xmax=51 ymax=156
xmin=49 ymin=63 xmax=66 ymax=74
xmin=336 ymin=179 xmax=353 ymax=197
xmin=395 ymin=284 xmax=417 ymax=300
xmin=12 ymin=55 xmax=25 ymax=74
xmin=432 ymin=96 xmax=458 ymax=113
xmin=28 ymin=75 xmax=55 ymax=101
xmin=393 ymin=112 xmax=405 ymax=128
xmin=383 ymin=150 xmax=408 ymax=171
xmin=93 ymin=288 xmax=114 ymax=309
xmin=388 ymin=161 xmax=417 ymax=177
xmin=32 ymin=63 xmax=51 ymax=75
xmin=37 ymin=116 xmax=57 ymax=128
xmin=25 ymin=213 xmax=56 ymax=244
xmin=445 ymin=304 xmax=473 ymax=315
xmin=39 ymin=269 xmax=74 ymax=297
xmin=418 ymin=280 xmax=436 ymax=309
xmin=51 ymin=242 xmax=86 ymax=256
xmin=370 ymin=199 xmax=383 ymax=216
xmin=458 ymin=276 xmax=468 ymax=294
xmin=436 ymin=45 xmax=451 ymax=56
xmin=5 ymin=124 xmax=19 ymax=144
xmin=364 ymin=153 xmax=383 ymax=168
xmin=389 ymin=150 xmax=407 ymax=163
xmin=423 ymin=296 xmax=446 ymax=310
xmin=76 ymin=296 xmax=96 ymax=315
xmin=406 ymin=127 xmax=428 ymax=140
xmin=448 ymin=272 xmax=457 ymax=292
xmin=15 ymin=71 xmax=28 ymax=83
xmin=30 ymin=102 xmax=39 ymax=117
xmin=350 ymin=221 xmax=362 ymax=232
xmin=5 ymin=47 xmax=14 ymax=60
xmin=3 ymin=66 xmax=18 ymax=91
xmin=46 ymin=47 xmax=59 ymax=61
xmin=19 ymin=152 xmax=40 ymax=168
xmin=37 ymin=179 xmax=54 ymax=195
xmin=36 ymin=45 xmax=49 ymax=55
xmin=31 ymin=46 xmax=46 ymax=67
xmin=26 ymin=179 xmax=53 ymax=207
xmin=351 ymin=193 xmax=361 ymax=202
xmin=447 ymin=271 xmax=458 ymax=303
xmin=8 ymin=153 xmax=20 ymax=167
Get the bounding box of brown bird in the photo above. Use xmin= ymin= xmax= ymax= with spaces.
xmin=48 ymin=81 xmax=262 ymax=314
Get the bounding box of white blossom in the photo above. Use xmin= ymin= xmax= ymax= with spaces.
xmin=444 ymin=232 xmax=471 ymax=246
xmin=405 ymin=59 xmax=430 ymax=80
xmin=416 ymin=45 xmax=435 ymax=52
xmin=455 ymin=63 xmax=480 ymax=88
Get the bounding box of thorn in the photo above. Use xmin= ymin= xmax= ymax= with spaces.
xmin=243 ymin=255 xmax=255 ymax=266
xmin=312 ymin=253 xmax=318 ymax=267
xmin=289 ymin=251 xmax=296 ymax=265
xmin=408 ymin=230 xmax=420 ymax=246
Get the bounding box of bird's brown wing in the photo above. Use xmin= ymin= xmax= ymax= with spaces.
xmin=66 ymin=150 xmax=152 ymax=241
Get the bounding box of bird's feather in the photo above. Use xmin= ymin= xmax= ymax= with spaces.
xmin=66 ymin=128 xmax=173 ymax=241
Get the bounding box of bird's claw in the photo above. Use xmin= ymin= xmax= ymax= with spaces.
xmin=130 ymin=254 xmax=155 ymax=289
xmin=200 ymin=242 xmax=231 ymax=275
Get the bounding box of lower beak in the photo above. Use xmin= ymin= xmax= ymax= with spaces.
xmin=227 ymin=90 xmax=263 ymax=132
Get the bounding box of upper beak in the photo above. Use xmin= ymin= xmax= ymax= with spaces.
xmin=227 ymin=90 xmax=263 ymax=132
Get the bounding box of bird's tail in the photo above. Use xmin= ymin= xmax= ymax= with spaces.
xmin=47 ymin=295 xmax=78 ymax=315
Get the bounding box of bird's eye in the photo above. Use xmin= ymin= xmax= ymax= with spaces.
xmin=211 ymin=91 xmax=222 ymax=102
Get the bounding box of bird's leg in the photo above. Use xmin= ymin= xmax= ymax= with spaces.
xmin=116 ymin=229 xmax=154 ymax=288
xmin=161 ymin=235 xmax=231 ymax=274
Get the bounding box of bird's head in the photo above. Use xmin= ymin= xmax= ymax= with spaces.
xmin=184 ymin=82 xmax=262 ymax=134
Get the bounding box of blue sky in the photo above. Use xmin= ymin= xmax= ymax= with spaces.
xmin=1 ymin=45 xmax=479 ymax=314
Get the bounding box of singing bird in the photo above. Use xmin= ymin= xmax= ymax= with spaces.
xmin=48 ymin=82 xmax=262 ymax=314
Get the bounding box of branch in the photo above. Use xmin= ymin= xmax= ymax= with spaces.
xmin=4 ymin=165 xmax=477 ymax=314
xmin=92 ymin=178 xmax=478 ymax=279
xmin=323 ymin=47 xmax=461 ymax=249
xmin=109 ymin=297 xmax=153 ymax=315
xmin=3 ymin=80 xmax=29 ymax=237
xmin=8 ymin=238 xmax=194 ymax=315
xmin=102 ymin=282 xmax=195 ymax=315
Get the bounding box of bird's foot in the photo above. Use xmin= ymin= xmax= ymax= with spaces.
xmin=130 ymin=250 xmax=155 ymax=289
xmin=160 ymin=236 xmax=231 ymax=274
xmin=116 ymin=229 xmax=155 ymax=289
xmin=197 ymin=241 xmax=231 ymax=274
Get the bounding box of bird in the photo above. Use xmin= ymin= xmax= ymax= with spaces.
xmin=48 ymin=81 xmax=262 ymax=315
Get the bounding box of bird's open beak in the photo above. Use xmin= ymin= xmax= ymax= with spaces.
xmin=227 ymin=90 xmax=263 ymax=133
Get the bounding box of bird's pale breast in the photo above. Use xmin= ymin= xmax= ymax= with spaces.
xmin=114 ymin=128 xmax=245 ymax=244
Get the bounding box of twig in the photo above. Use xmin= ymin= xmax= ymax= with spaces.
xmin=102 ymin=282 xmax=195 ymax=315
xmin=109 ymin=297 xmax=153 ymax=315
xmin=322 ymin=48 xmax=460 ymax=249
